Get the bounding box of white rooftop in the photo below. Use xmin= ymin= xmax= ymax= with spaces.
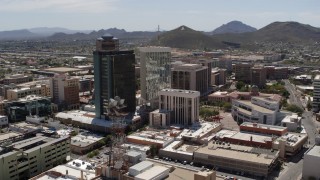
xmin=135 ymin=166 xmax=169 ymax=180
xmin=55 ymin=110 xmax=123 ymax=128
xmin=306 ymin=145 xmax=320 ymax=157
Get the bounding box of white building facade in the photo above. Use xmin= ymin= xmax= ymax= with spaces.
xmin=313 ymin=75 xmax=320 ymax=112
xmin=232 ymin=97 xmax=279 ymax=125
xmin=158 ymin=89 xmax=200 ymax=126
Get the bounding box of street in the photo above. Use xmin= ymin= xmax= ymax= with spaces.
xmin=277 ymin=80 xmax=319 ymax=180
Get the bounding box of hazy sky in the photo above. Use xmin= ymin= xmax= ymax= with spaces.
xmin=1 ymin=0 xmax=320 ymax=31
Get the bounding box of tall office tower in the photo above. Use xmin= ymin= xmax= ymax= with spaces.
xmin=171 ymin=64 xmax=208 ymax=96
xmin=137 ymin=47 xmax=171 ymax=106
xmin=197 ymin=59 xmax=213 ymax=87
xmin=159 ymin=89 xmax=200 ymax=126
xmin=234 ymin=63 xmax=253 ymax=83
xmin=250 ymin=66 xmax=267 ymax=88
xmin=94 ymin=34 xmax=136 ymax=118
xmin=50 ymin=74 xmax=80 ymax=110
xmin=313 ymin=75 xmax=320 ymax=112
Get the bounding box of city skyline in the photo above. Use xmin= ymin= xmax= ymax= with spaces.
xmin=0 ymin=0 xmax=320 ymax=31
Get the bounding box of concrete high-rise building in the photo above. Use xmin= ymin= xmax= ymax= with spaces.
xmin=171 ymin=64 xmax=208 ymax=96
xmin=250 ymin=66 xmax=266 ymax=88
xmin=211 ymin=68 xmax=227 ymax=86
xmin=50 ymin=74 xmax=80 ymax=110
xmin=158 ymin=89 xmax=200 ymax=126
xmin=234 ymin=63 xmax=252 ymax=83
xmin=138 ymin=47 xmax=171 ymax=106
xmin=313 ymin=75 xmax=320 ymax=112
xmin=197 ymin=59 xmax=213 ymax=87
xmin=94 ymin=34 xmax=136 ymax=118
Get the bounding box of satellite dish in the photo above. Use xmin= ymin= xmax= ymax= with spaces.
xmin=120 ymin=99 xmax=125 ymax=105
xmin=114 ymin=96 xmax=121 ymax=102
xmin=114 ymin=161 xmax=123 ymax=170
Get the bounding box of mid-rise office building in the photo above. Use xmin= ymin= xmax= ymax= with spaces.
xmin=266 ymin=66 xmax=288 ymax=80
xmin=234 ymin=63 xmax=252 ymax=83
xmin=94 ymin=34 xmax=136 ymax=118
xmin=2 ymin=95 xmax=52 ymax=122
xmin=50 ymin=74 xmax=79 ymax=110
xmin=2 ymin=74 xmax=31 ymax=85
xmin=0 ymin=134 xmax=70 ymax=180
xmin=157 ymin=89 xmax=200 ymax=126
xmin=212 ymin=58 xmax=232 ymax=72
xmin=0 ymin=84 xmax=17 ymax=99
xmin=0 ymin=115 xmax=8 ymax=128
xmin=313 ymin=75 xmax=320 ymax=112
xmin=138 ymin=47 xmax=171 ymax=106
xmin=171 ymin=64 xmax=208 ymax=96
xmin=211 ymin=68 xmax=227 ymax=86
xmin=7 ymin=84 xmax=50 ymax=101
xmin=232 ymin=96 xmax=280 ymax=125
xmin=251 ymin=66 xmax=267 ymax=88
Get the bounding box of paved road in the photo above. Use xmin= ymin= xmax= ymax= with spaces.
xmin=276 ymin=148 xmax=307 ymax=180
xmin=284 ymin=80 xmax=317 ymax=145
xmin=277 ymin=80 xmax=318 ymax=180
xmin=284 ymin=80 xmax=303 ymax=108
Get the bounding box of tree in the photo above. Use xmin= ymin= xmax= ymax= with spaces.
xmin=149 ymin=144 xmax=159 ymax=157
xmin=236 ymin=81 xmax=245 ymax=90
xmin=223 ymin=102 xmax=232 ymax=112
xmin=307 ymin=99 xmax=312 ymax=111
xmin=285 ymin=104 xmax=304 ymax=116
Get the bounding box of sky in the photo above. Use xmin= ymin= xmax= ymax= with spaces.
xmin=0 ymin=0 xmax=320 ymax=31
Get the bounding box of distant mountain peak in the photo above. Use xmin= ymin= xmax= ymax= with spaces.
xmin=212 ymin=21 xmax=257 ymax=35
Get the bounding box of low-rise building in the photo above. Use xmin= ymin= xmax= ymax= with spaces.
xmin=177 ymin=122 xmax=222 ymax=144
xmin=126 ymin=130 xmax=174 ymax=148
xmin=124 ymin=160 xmax=217 ymax=180
xmin=30 ymin=159 xmax=100 ymax=180
xmin=70 ymin=132 xmax=104 ymax=155
xmin=281 ymin=114 xmax=302 ymax=132
xmin=193 ymin=142 xmax=279 ymax=177
xmin=232 ymin=96 xmax=280 ymax=125
xmin=54 ymin=110 xmax=127 ymax=133
xmin=294 ymin=75 xmax=312 ymax=85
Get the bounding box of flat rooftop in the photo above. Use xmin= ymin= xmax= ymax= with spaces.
xmin=162 ymin=140 xmax=198 ymax=156
xmin=55 ymin=110 xmax=122 ymax=128
xmin=237 ymin=100 xmax=274 ymax=114
xmin=306 ymin=145 xmax=320 ymax=157
xmin=71 ymin=133 xmax=104 ymax=147
xmin=0 ymin=132 xmax=21 ymax=142
xmin=127 ymin=131 xmax=174 ymax=146
xmin=195 ymin=142 xmax=278 ymax=165
xmin=230 ymin=132 xmax=273 ymax=143
xmin=275 ymin=132 xmax=308 ymax=146
xmin=44 ymin=67 xmax=82 ymax=73
xmin=241 ymin=122 xmax=287 ymax=131
xmin=178 ymin=122 xmax=221 ymax=139
xmin=214 ymin=129 xmax=238 ymax=139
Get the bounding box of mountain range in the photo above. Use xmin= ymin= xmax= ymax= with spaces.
xmin=0 ymin=21 xmax=320 ymax=49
